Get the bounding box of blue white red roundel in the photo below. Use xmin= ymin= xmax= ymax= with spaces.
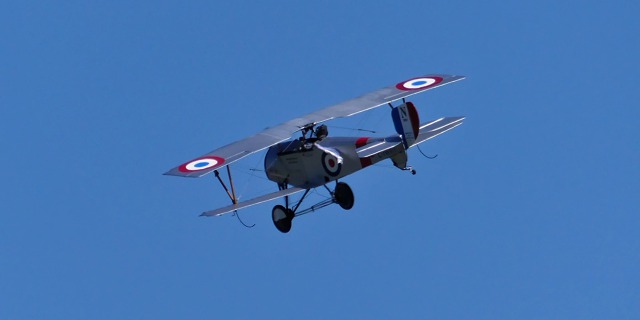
xmin=396 ymin=76 xmax=443 ymax=91
xmin=178 ymin=156 xmax=225 ymax=172
xmin=321 ymin=152 xmax=342 ymax=177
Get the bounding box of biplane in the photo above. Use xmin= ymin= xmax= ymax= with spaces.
xmin=165 ymin=74 xmax=465 ymax=233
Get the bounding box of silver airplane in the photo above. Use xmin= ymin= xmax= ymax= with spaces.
xmin=165 ymin=74 xmax=466 ymax=233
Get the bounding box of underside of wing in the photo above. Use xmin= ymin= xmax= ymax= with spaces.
xmin=201 ymin=187 xmax=306 ymax=217
xmin=164 ymin=74 xmax=465 ymax=178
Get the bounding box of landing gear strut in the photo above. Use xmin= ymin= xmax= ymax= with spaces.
xmin=271 ymin=182 xmax=355 ymax=233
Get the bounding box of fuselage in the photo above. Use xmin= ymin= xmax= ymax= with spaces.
xmin=264 ymin=136 xmax=405 ymax=189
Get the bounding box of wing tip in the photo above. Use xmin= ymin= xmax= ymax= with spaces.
xmin=162 ymin=167 xmax=220 ymax=178
xmin=446 ymin=74 xmax=466 ymax=82
xmin=163 ymin=171 xmax=200 ymax=178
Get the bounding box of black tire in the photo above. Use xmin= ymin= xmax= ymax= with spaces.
xmin=334 ymin=182 xmax=354 ymax=210
xmin=272 ymin=205 xmax=294 ymax=233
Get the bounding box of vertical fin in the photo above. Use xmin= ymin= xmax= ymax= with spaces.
xmin=391 ymin=102 xmax=421 ymax=149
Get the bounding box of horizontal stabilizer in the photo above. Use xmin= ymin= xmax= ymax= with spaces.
xmin=412 ymin=117 xmax=465 ymax=146
xmin=201 ymin=187 xmax=306 ymax=217
xmin=355 ymin=137 xmax=402 ymax=158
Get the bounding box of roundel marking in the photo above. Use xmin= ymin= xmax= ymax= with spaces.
xmin=178 ymin=156 xmax=225 ymax=172
xmin=396 ymin=76 xmax=443 ymax=91
xmin=321 ymin=152 xmax=342 ymax=177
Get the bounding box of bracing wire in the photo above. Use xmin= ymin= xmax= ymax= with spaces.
xmin=236 ymin=155 xmax=265 ymax=199
xmin=233 ymin=211 xmax=255 ymax=228
xmin=416 ymin=144 xmax=438 ymax=159
xmin=330 ymin=126 xmax=377 ymax=134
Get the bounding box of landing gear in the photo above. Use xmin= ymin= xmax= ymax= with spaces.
xmin=271 ymin=182 xmax=355 ymax=233
xmin=272 ymin=205 xmax=295 ymax=233
xmin=334 ymin=182 xmax=354 ymax=210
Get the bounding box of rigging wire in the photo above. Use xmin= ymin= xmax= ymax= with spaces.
xmin=235 ymin=155 xmax=265 ymax=199
xmin=416 ymin=144 xmax=438 ymax=159
xmin=233 ymin=211 xmax=255 ymax=228
xmin=330 ymin=125 xmax=377 ymax=134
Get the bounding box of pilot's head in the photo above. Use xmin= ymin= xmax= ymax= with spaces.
xmin=315 ymin=124 xmax=328 ymax=140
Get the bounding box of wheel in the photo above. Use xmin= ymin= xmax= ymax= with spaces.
xmin=272 ymin=205 xmax=295 ymax=233
xmin=334 ymin=182 xmax=354 ymax=210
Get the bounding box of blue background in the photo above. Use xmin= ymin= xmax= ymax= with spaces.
xmin=2 ymin=1 xmax=639 ymax=319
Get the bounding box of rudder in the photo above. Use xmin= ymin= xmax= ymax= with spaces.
xmin=391 ymin=102 xmax=420 ymax=149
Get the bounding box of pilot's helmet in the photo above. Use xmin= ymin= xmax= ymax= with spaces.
xmin=315 ymin=124 xmax=328 ymax=140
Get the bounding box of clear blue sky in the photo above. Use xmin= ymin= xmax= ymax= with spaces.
xmin=2 ymin=1 xmax=639 ymax=319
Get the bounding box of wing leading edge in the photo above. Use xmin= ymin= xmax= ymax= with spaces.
xmin=164 ymin=74 xmax=465 ymax=178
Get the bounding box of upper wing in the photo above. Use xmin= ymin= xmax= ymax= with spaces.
xmin=303 ymin=74 xmax=465 ymax=122
xmin=164 ymin=74 xmax=465 ymax=177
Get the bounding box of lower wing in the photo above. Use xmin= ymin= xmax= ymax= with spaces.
xmin=201 ymin=187 xmax=306 ymax=217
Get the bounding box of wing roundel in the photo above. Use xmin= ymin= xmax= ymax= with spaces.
xmin=164 ymin=132 xmax=289 ymax=178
